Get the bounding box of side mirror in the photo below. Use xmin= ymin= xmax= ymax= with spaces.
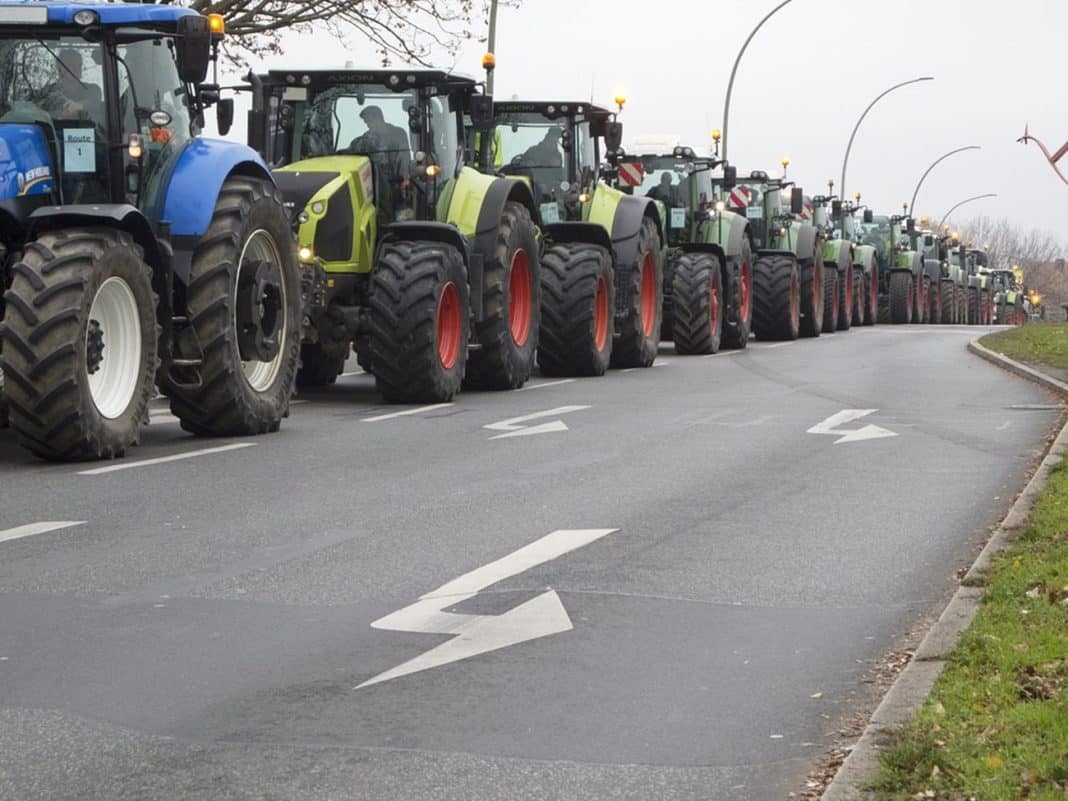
xmin=216 ymin=97 xmax=234 ymax=137
xmin=906 ymin=217 xmax=916 ymax=233
xmin=862 ymin=209 xmax=873 ymax=224
xmin=831 ymin=199 xmax=842 ymax=218
xmin=246 ymin=109 xmax=265 ymax=155
xmin=924 ymin=234 xmax=934 ymax=246
xmin=176 ymin=15 xmax=212 ymax=85
xmin=722 ymin=164 xmax=737 ymax=190
xmin=791 ymin=187 xmax=804 ymax=215
xmin=469 ymin=94 xmax=494 ymax=132
xmin=603 ymin=121 xmax=623 ymax=153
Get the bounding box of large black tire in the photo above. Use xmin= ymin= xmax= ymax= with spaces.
xmin=166 ymin=177 xmax=301 ymax=436
xmin=864 ymin=270 xmax=878 ymax=326
xmin=940 ymin=280 xmax=955 ymax=325
xmin=913 ymin=274 xmax=927 ymax=324
xmin=889 ymin=271 xmax=912 ymax=324
xmin=995 ymin=301 xmax=1005 ymax=325
xmin=752 ymin=253 xmax=799 ymax=341
xmin=0 ymin=228 xmax=157 ymax=460
xmin=367 ymin=240 xmax=470 ymax=402
xmin=821 ymin=265 xmax=838 ymax=334
xmin=721 ymin=239 xmax=753 ymax=350
xmin=296 ymin=341 xmax=348 ymax=388
xmin=537 ymin=242 xmax=614 ymax=376
xmin=464 ymin=200 xmax=539 ymax=389
xmin=967 ymin=287 xmax=979 ymax=324
xmin=798 ymin=256 xmax=823 ymax=338
xmin=672 ymin=252 xmax=723 ymax=355
xmin=928 ymin=279 xmax=941 ymax=325
xmin=610 ymin=217 xmax=663 ymax=368
xmin=851 ymin=268 xmax=864 ymax=327
xmin=836 ymin=267 xmax=853 ymax=331
xmin=660 ymin=254 xmax=681 ymax=341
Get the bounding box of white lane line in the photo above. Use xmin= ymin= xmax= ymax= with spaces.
xmin=0 ymin=521 xmax=85 ymax=544
xmin=517 ymin=379 xmax=576 ymax=392
xmin=149 ymin=410 xmax=179 ymax=425
xmin=77 ymin=443 xmax=257 ymax=475
xmin=290 ymin=399 xmax=308 ymax=405
xmin=763 ymin=342 xmax=793 ymax=349
xmin=340 ymin=370 xmax=365 ymax=378
xmin=362 ymin=403 xmax=454 ymax=422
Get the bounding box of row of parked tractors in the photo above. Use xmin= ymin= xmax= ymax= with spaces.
xmin=0 ymin=5 xmax=1030 ymax=463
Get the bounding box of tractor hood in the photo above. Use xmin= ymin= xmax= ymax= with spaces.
xmin=0 ymin=123 xmax=54 ymax=202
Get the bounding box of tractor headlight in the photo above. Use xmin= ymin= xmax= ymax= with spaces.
xmin=74 ymin=9 xmax=98 ymax=25
xmin=297 ymin=211 xmax=310 ymax=224
xmin=579 ymin=193 xmax=591 ymax=203
xmin=714 ymin=199 xmax=726 ymax=213
xmin=298 ymin=246 xmax=314 ymax=263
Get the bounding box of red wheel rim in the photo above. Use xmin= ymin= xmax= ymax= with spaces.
xmin=812 ymin=262 xmax=821 ymax=311
xmin=709 ymin=276 xmax=720 ymax=334
xmin=739 ymin=261 xmax=752 ymax=320
xmin=593 ymin=275 xmax=609 ymax=351
xmin=437 ymin=281 xmax=461 ymax=369
xmin=640 ymin=252 xmax=656 ymax=337
xmin=508 ymin=248 xmax=532 ymax=347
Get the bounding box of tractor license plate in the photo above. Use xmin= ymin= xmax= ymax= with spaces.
xmin=539 ymin=202 xmax=560 ymax=224
xmin=0 ymin=7 xmax=47 ymax=23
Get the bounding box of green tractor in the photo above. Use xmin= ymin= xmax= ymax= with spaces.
xmin=809 ymin=182 xmax=873 ymax=332
xmin=861 ymin=211 xmax=927 ymax=324
xmin=969 ymin=248 xmax=994 ymax=325
xmin=830 ymin=192 xmax=879 ymax=326
xmin=944 ymin=238 xmax=973 ymax=324
xmin=907 ymin=221 xmax=948 ymax=324
xmin=491 ymin=99 xmax=665 ymax=372
xmin=246 ymin=69 xmax=542 ymax=401
xmin=613 ymin=136 xmax=752 ymax=353
xmin=989 ymin=268 xmax=1024 ymax=325
xmin=722 ymin=164 xmax=823 ymax=340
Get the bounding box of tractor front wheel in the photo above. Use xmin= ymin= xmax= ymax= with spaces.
xmin=368 ymin=240 xmax=470 ymax=401
xmin=889 ymin=272 xmax=913 ymax=324
xmin=464 ymin=200 xmax=540 ymax=389
xmin=940 ymin=281 xmax=956 ymax=324
xmin=821 ymin=265 xmax=838 ymax=334
xmin=610 ymin=217 xmax=663 ymax=368
xmin=296 ymin=341 xmax=348 ymax=388
xmin=851 ymin=268 xmax=864 ymax=327
xmin=928 ymin=279 xmax=942 ymax=325
xmin=721 ymin=240 xmax=752 ymax=349
xmin=0 ymin=228 xmax=157 ymax=460
xmin=672 ymin=252 xmax=723 ymax=355
xmin=864 ymin=269 xmax=878 ymax=326
xmin=752 ymin=254 xmax=800 ymax=341
xmin=166 ymin=177 xmax=301 ymax=436
xmin=837 ymin=266 xmax=853 ymax=331
xmin=799 ymin=257 xmax=823 ymax=338
xmin=538 ymin=242 xmax=614 ymax=376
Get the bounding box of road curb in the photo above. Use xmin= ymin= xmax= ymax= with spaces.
xmin=820 ymin=346 xmax=1068 ymax=801
xmin=967 ymin=337 xmax=1068 ymax=397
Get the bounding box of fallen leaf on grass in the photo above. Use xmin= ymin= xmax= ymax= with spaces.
xmin=985 ymin=755 xmax=1005 ymax=769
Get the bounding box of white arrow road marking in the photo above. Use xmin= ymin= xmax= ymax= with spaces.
xmin=483 ymin=405 xmax=590 ymax=440
xmin=807 ymin=409 xmax=898 ymax=444
xmin=0 ymin=521 xmax=85 ymax=545
xmin=356 ymin=527 xmax=617 ymax=689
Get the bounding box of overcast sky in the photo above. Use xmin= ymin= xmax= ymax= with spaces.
xmin=229 ymin=0 xmax=1068 ymax=245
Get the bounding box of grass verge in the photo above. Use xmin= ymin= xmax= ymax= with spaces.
xmin=867 ymin=459 xmax=1068 ymax=799
xmin=980 ymin=323 xmax=1068 ymax=374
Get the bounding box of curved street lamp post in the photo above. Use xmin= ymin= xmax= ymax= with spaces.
xmin=909 ymin=145 xmax=981 ymax=217
xmin=840 ymin=76 xmax=934 ymax=198
xmin=937 ymin=193 xmax=997 ymax=230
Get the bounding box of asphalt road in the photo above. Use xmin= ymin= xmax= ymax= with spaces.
xmin=0 ymin=325 xmax=1062 ymax=801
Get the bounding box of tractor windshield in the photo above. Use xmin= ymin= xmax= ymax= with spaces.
xmin=0 ymin=35 xmax=108 ymax=201
xmin=630 ymin=157 xmax=704 ymax=210
xmin=496 ymin=113 xmax=569 ymax=204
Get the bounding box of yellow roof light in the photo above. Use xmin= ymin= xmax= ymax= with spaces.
xmin=854 ymin=191 xmax=861 ymax=201
xmin=612 ymin=89 xmax=627 ymax=110
xmin=780 ymin=156 xmax=790 ymax=168
xmin=482 ymin=52 xmax=496 ymax=70
xmin=207 ymin=13 xmax=225 ymax=34
xmin=711 ymin=128 xmax=721 ymax=142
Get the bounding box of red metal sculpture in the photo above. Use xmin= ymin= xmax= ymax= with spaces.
xmin=1018 ymin=124 xmax=1068 ymax=185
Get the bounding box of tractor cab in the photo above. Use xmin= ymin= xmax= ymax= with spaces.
xmin=722 ymin=170 xmax=797 ymax=250
xmin=491 ymin=100 xmax=618 ymax=226
xmin=250 ymin=69 xmax=486 ymax=241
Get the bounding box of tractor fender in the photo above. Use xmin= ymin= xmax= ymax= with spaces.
xmin=793 ymin=225 xmax=819 ymax=264
xmin=824 ymin=239 xmax=852 ymax=272
xmin=923 ymin=258 xmax=941 ymax=285
xmin=158 ymin=137 xmax=273 ymax=240
xmin=609 ymin=194 xmax=662 ymax=270
xmin=543 ymin=221 xmax=614 ymax=253
xmin=853 ymin=244 xmax=877 ymax=277
xmin=469 ymin=173 xmax=536 ymax=264
xmin=704 ymin=211 xmax=749 ymax=260
xmin=27 ymin=203 xmax=161 ymax=268
xmin=678 ymin=241 xmax=726 ymax=269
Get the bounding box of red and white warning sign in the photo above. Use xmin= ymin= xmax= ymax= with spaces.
xmin=799 ymin=201 xmax=814 ymax=221
xmin=728 ymin=186 xmax=751 ymax=208
xmin=618 ymin=162 xmax=644 ymax=187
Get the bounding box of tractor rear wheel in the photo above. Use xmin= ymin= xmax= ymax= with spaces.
xmin=836 ymin=266 xmax=853 ymax=331
xmin=610 ymin=217 xmax=663 ymax=368
xmin=464 ymin=201 xmax=540 ymax=389
xmin=799 ymin=257 xmax=823 ymax=338
xmin=538 ymin=242 xmax=614 ymax=376
xmin=672 ymin=252 xmax=723 ymax=355
xmin=851 ymin=268 xmax=864 ymax=326
xmin=368 ymin=240 xmax=470 ymax=402
xmin=0 ymin=228 xmax=157 ymax=460
xmin=296 ymin=341 xmax=348 ymax=388
xmin=821 ymin=265 xmax=838 ymax=334
xmin=967 ymin=287 xmax=979 ymax=324
xmin=721 ymin=240 xmax=752 ymax=349
xmin=752 ymin=254 xmax=800 ymax=341
xmin=914 ymin=275 xmax=928 ymax=323
xmin=940 ymin=281 xmax=956 ymax=324
xmin=166 ymin=177 xmax=300 ymax=436
xmin=928 ymin=279 xmax=942 ymax=324
xmin=889 ymin=272 xmax=913 ymax=324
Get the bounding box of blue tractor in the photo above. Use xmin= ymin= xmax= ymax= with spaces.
xmin=0 ymin=2 xmax=301 ymax=460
